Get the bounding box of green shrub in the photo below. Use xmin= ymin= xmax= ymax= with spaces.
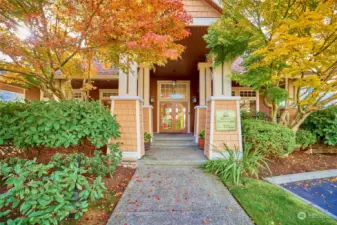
xmin=302 ymin=107 xmax=337 ymax=146
xmin=0 ymin=100 xmax=120 ymax=149
xmin=0 ymin=157 xmax=107 ymax=224
xmin=201 ymin=144 xmax=269 ymax=185
xmin=50 ymin=149 xmax=122 ymax=178
xmin=296 ymin=129 xmax=317 ymax=148
xmin=242 ymin=120 xmax=295 ymax=156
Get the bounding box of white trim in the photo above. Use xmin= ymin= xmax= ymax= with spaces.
xmin=209 ymin=100 xmax=215 ymax=157
xmin=190 ymin=18 xmax=217 ymax=26
xmin=232 ymin=87 xmax=260 ymax=112
xmin=211 ymin=151 xmax=243 ymax=160
xmin=194 ymin=106 xmax=207 ymax=109
xmin=135 ymin=100 xmax=142 ymax=159
xmin=236 ymin=100 xmax=243 ymax=152
xmin=110 ymin=96 xmax=144 ymax=102
xmin=121 ymin=152 xmax=139 ymax=160
xmin=100 ymin=89 xmax=118 ymax=102
xmin=54 ymin=75 xmax=119 ymax=80
xmin=195 ymin=108 xmax=200 ymax=143
xmin=143 ymin=105 xmax=153 ymax=109
xmin=157 ymin=80 xmax=191 ymax=133
xmin=207 ymin=96 xmax=241 ymax=102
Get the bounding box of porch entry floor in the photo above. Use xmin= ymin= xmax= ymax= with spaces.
xmin=142 ymin=133 xmax=207 ymax=164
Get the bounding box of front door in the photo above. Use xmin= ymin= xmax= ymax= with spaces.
xmin=160 ymin=102 xmax=188 ymax=133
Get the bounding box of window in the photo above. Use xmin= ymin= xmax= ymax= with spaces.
xmin=99 ymin=89 xmax=118 ymax=111
xmin=232 ymin=88 xmax=259 ymax=112
xmin=160 ymin=83 xmax=188 ymax=100
xmin=73 ymin=90 xmax=83 ymax=100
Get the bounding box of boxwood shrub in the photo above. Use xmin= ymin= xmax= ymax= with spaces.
xmin=242 ymin=120 xmax=295 ymax=156
xmin=0 ymin=100 xmax=120 ymax=149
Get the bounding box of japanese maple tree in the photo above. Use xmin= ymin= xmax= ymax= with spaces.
xmin=0 ymin=0 xmax=191 ymax=99
xmin=205 ymin=0 xmax=337 ymax=131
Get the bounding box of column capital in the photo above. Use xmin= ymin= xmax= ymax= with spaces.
xmin=198 ymin=62 xmax=212 ymax=70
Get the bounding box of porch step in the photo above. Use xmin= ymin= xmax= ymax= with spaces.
xmin=151 ymin=140 xmax=197 ymax=147
xmin=152 ymin=134 xmax=195 ymax=142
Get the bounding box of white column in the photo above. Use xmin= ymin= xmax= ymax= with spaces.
xmin=118 ymin=56 xmax=128 ymax=96
xmin=206 ymin=67 xmax=212 ymax=100
xmin=198 ymin=62 xmax=211 ymax=105
xmin=212 ymin=61 xmax=232 ymax=96
xmin=128 ymin=61 xmax=138 ymax=96
xmin=144 ymin=67 xmax=150 ymax=105
xmin=138 ymin=68 xmax=144 ymax=98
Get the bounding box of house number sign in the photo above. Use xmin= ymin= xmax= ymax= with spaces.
xmin=215 ymin=110 xmax=236 ymax=131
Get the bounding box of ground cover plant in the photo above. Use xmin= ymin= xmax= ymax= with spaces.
xmin=296 ymin=130 xmax=317 ymax=149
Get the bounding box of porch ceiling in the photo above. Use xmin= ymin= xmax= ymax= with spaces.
xmin=152 ymin=26 xmax=209 ymax=78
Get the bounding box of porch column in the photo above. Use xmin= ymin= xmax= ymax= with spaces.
xmin=118 ymin=58 xmax=138 ymax=96
xmin=111 ymin=59 xmax=145 ymax=161
xmin=204 ymin=60 xmax=242 ymax=159
xmin=195 ymin=62 xmax=212 ymax=143
xmin=212 ymin=61 xmax=232 ymax=96
xmin=138 ymin=65 xmax=153 ymax=136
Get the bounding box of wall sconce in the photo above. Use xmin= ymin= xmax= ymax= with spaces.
xmin=150 ymin=96 xmax=155 ymax=103
xmin=172 ymin=80 xmax=176 ymax=87
xmin=193 ymin=96 xmax=197 ymax=104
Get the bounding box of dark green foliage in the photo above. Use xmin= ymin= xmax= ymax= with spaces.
xmin=241 ymin=111 xmax=269 ymax=121
xmin=265 ymin=87 xmax=288 ymax=105
xmin=144 ymin=132 xmax=152 ymax=143
xmin=201 ymin=144 xmax=269 ymax=185
xmin=296 ymin=129 xmax=317 ymax=148
xmin=0 ymin=100 xmax=120 ymax=149
xmin=50 ymin=149 xmax=122 ymax=178
xmin=302 ymin=107 xmax=337 ymax=146
xmin=0 ymin=154 xmax=115 ymax=224
xmin=242 ymin=120 xmax=295 ymax=156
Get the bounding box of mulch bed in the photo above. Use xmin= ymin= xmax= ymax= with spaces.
xmin=260 ymin=151 xmax=337 ymax=178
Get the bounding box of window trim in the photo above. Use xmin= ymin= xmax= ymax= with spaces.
xmin=232 ymin=87 xmax=260 ymax=112
xmin=99 ymin=89 xmax=118 ymax=102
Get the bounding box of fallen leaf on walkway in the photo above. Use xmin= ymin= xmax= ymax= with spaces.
xmin=203 ymin=219 xmax=208 ymax=224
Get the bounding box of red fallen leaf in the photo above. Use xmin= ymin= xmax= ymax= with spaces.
xmin=136 ymin=179 xmax=144 ymax=182
xmin=156 ymin=196 xmax=160 ymax=200
xmin=203 ymin=219 xmax=208 ymax=224
xmin=176 ymin=199 xmax=181 ymax=203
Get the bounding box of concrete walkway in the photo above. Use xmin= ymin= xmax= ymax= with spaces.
xmin=108 ymin=164 xmax=252 ymax=225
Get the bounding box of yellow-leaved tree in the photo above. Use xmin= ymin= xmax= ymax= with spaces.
xmin=205 ymin=0 xmax=337 ymax=132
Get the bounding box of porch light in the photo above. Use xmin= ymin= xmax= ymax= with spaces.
xmin=193 ymin=96 xmax=197 ymax=103
xmin=150 ymin=96 xmax=155 ymax=103
xmin=172 ymin=80 xmax=176 ymax=87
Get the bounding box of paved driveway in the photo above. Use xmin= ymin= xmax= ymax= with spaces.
xmin=108 ymin=164 xmax=252 ymax=225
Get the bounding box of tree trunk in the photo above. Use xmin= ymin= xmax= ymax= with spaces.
xmin=289 ymin=112 xmax=311 ymax=133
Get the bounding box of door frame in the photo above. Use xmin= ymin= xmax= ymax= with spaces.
xmin=157 ymin=80 xmax=191 ymax=133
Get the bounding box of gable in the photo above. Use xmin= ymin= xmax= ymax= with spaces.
xmin=183 ymin=0 xmax=222 ymax=18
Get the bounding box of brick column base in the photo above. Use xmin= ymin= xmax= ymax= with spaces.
xmin=110 ymin=96 xmax=145 ymax=161
xmin=194 ymin=106 xmax=207 ymax=143
xmin=143 ymin=105 xmax=153 ymax=139
xmin=205 ymin=97 xmax=243 ymax=159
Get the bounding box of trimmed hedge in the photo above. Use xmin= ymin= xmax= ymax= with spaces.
xmin=0 ymin=100 xmax=120 ymax=149
xmin=242 ymin=120 xmax=295 ymax=156
xmin=302 ymin=107 xmax=337 ymax=146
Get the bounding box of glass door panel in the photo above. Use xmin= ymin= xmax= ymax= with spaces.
xmin=160 ymin=102 xmax=173 ymax=132
xmin=173 ymin=102 xmax=187 ymax=132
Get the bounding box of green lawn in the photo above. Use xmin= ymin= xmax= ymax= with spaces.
xmin=225 ymin=178 xmax=337 ymax=225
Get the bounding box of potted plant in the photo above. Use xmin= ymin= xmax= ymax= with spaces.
xmin=144 ymin=132 xmax=152 ymax=151
xmin=198 ymin=130 xmax=205 ymax=150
